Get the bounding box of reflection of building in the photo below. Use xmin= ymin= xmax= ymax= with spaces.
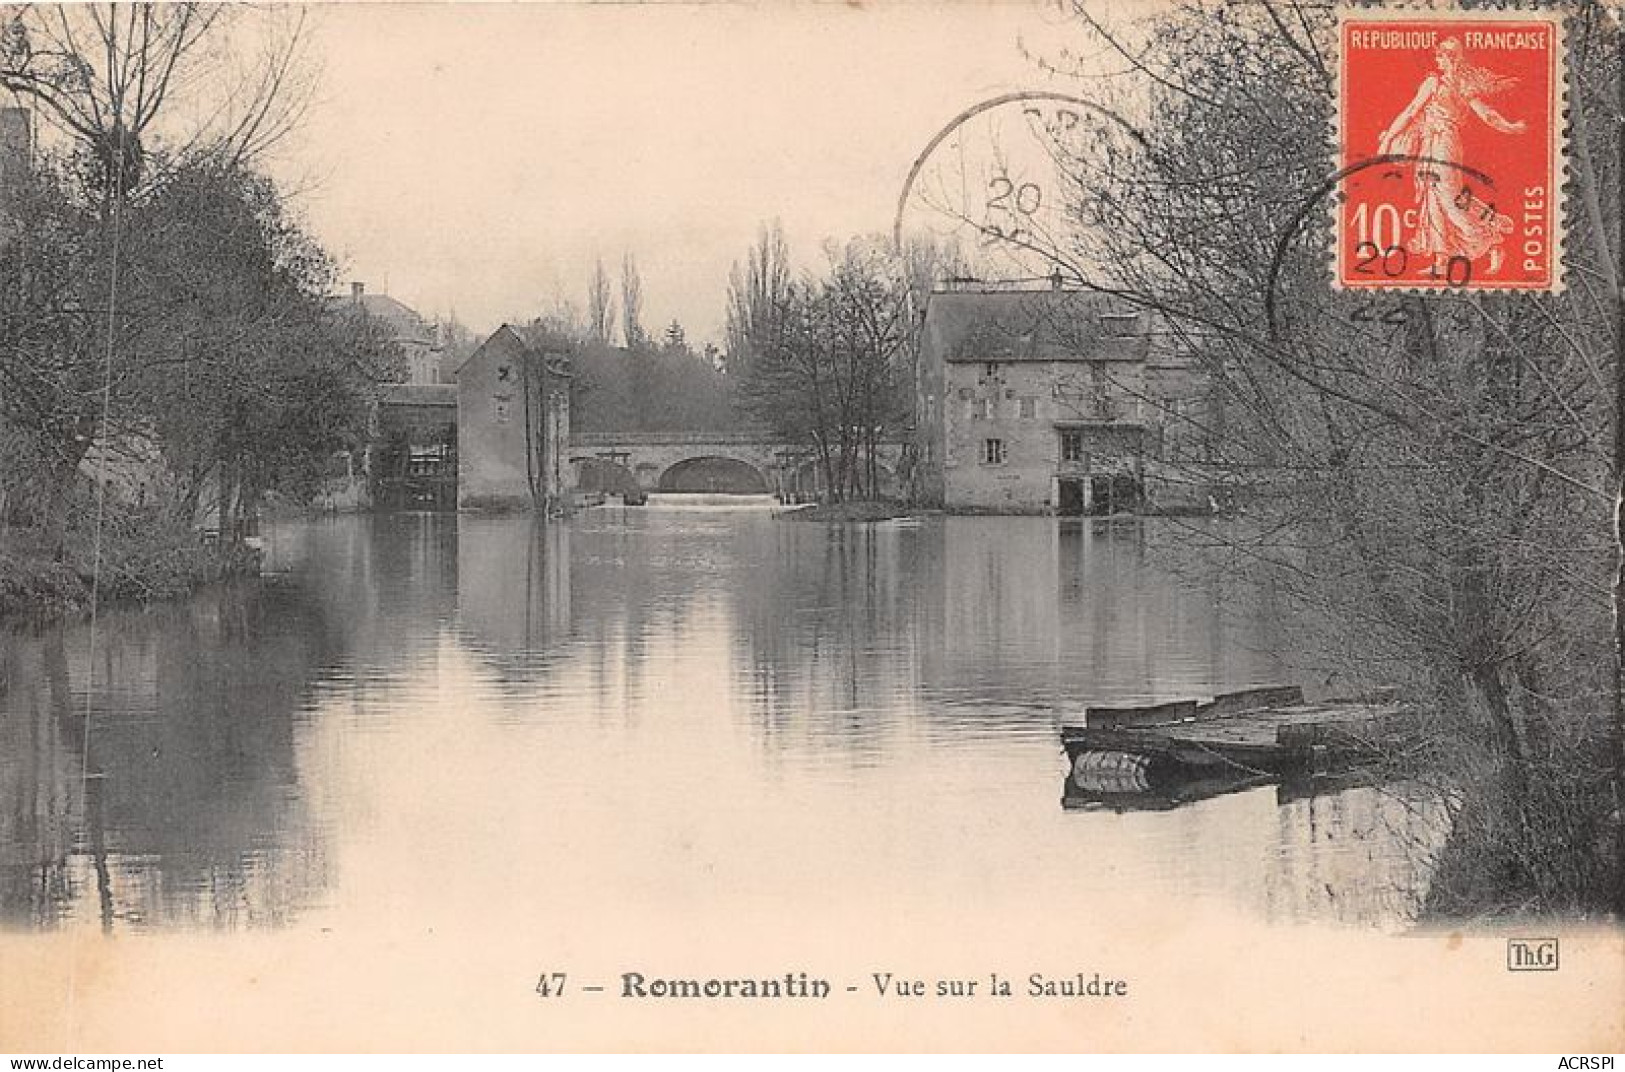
xmin=456 ymin=516 xmax=571 ymax=665
xmin=915 ymin=287 xmax=1212 ymax=515
xmin=456 ymin=325 xmax=572 ymax=513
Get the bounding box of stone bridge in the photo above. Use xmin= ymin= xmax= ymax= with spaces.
xmin=568 ymin=431 xmax=906 ymax=499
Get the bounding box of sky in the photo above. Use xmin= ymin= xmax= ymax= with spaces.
xmin=265 ymin=1 xmax=1076 ymax=345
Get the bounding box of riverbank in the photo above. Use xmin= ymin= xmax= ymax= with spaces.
xmin=1417 ymin=740 xmax=1623 ymax=922
xmin=0 ymin=518 xmax=260 ymax=622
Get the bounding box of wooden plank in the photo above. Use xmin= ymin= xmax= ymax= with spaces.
xmin=1166 ymin=715 xmax=1279 ymax=744
xmin=1084 ymin=699 xmax=1199 ymax=729
xmin=1085 ymin=686 xmax=1307 ymax=729
xmin=1276 ymin=709 xmax=1417 ymax=751
xmin=1195 ymin=685 xmax=1305 ymax=719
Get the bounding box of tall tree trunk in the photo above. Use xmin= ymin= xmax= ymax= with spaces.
xmin=522 ymin=354 xmax=541 ymax=511
xmin=1472 ymin=664 xmax=1530 ymax=803
xmin=818 ymin=439 xmax=838 ymax=504
xmin=218 ymin=454 xmax=236 ymax=546
xmin=44 ymin=420 xmax=96 ymax=562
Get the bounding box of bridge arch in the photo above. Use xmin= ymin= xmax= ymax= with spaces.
xmin=656 ymin=455 xmax=771 ymax=494
xmin=574 ymin=457 xmax=640 ymax=497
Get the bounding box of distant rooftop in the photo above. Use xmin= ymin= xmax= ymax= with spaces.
xmin=332 ymin=282 xmax=437 ymax=347
xmin=922 ymin=288 xmax=1151 ymax=363
xmin=454 ymin=323 xmax=572 ymax=379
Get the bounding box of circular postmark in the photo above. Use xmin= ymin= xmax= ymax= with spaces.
xmin=892 ymin=90 xmax=1148 ymax=281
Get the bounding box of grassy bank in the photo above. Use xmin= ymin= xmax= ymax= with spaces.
xmin=1418 ymin=737 xmax=1622 ymax=922
xmin=0 ymin=512 xmax=260 ymax=622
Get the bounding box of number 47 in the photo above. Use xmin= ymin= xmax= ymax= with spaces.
xmin=536 ymin=972 xmax=567 ymax=997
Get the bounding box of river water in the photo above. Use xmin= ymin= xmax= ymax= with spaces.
xmin=0 ymin=502 xmax=1445 ymax=939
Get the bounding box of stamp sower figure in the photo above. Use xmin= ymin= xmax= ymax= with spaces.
xmin=1376 ymin=36 xmax=1526 ymax=276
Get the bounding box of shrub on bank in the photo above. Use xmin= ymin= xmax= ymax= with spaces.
xmin=0 ymin=505 xmax=261 ymax=621
xmin=1420 ymin=711 xmax=1621 ymax=921
xmin=91 ymin=512 xmax=236 ymax=603
xmin=0 ymin=549 xmax=90 ymax=619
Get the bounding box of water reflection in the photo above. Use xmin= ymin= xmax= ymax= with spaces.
xmin=456 ymin=516 xmax=571 ymax=677
xmin=0 ymin=584 xmax=334 ymax=930
xmin=1 ymin=510 xmax=1445 ymax=933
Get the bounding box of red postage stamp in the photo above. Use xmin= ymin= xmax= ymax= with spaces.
xmin=1336 ymin=10 xmax=1564 ymax=291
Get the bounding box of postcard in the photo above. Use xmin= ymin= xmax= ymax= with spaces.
xmin=0 ymin=0 xmax=1620 ymax=1054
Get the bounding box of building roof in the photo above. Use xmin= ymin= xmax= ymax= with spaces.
xmin=360 ymin=293 xmax=436 ymax=346
xmin=329 ymin=289 xmax=437 ymax=347
xmin=922 ymin=289 xmax=1151 ymax=363
xmin=454 ymin=323 xmax=572 ymax=379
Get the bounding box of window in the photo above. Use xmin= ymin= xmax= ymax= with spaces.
xmin=1061 ymin=431 xmax=1086 ymax=463
xmin=493 ymin=396 xmax=511 ymax=423
xmin=1019 ymin=396 xmax=1036 ymax=418
xmin=983 ymin=361 xmax=1000 ymax=380
xmin=408 ymin=445 xmax=449 ymax=477
xmin=1101 ymin=313 xmax=1140 ymax=337
xmin=982 ymin=438 xmax=1006 ymax=465
xmin=971 ymin=398 xmax=989 ymax=421
xmin=958 ymin=387 xmax=974 ymax=400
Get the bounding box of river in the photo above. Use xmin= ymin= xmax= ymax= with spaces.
xmin=0 ymin=503 xmax=1445 ymax=939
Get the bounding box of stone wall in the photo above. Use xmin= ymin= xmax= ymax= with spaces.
xmin=456 ymin=326 xmax=570 ymax=512
xmin=943 ymin=360 xmax=1149 ymax=513
xmin=944 ymin=360 xmax=1066 ymax=512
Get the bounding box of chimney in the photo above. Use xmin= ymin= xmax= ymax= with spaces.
xmin=351 ymin=281 xmax=365 ymax=301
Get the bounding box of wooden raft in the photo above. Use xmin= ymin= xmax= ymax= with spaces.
xmin=1061 ymin=685 xmax=1418 ymax=778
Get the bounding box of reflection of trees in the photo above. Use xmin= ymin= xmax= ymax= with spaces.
xmin=1263 ymin=782 xmax=1450 ymax=927
xmin=0 ymin=582 xmax=341 ymax=930
xmin=295 ymin=514 xmax=460 ymax=658
xmin=258 ymin=515 xmax=463 ymax=741
xmin=733 ymin=521 xmax=929 ymax=759
xmin=0 ymin=629 xmax=79 ymax=928
xmin=939 ymin=518 xmax=1291 ymax=707
xmin=726 ymin=517 xmax=1297 ymax=755
xmin=1141 ymin=519 xmax=1377 ymax=697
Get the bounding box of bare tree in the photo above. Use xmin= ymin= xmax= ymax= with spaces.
xmin=620 ymin=250 xmax=645 ymax=351
xmin=725 ymin=220 xmax=791 ymax=379
xmin=0 ymin=4 xmax=315 ymax=196
xmin=738 ymin=239 xmax=913 ymax=502
xmin=587 ymin=257 xmax=616 ymax=345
